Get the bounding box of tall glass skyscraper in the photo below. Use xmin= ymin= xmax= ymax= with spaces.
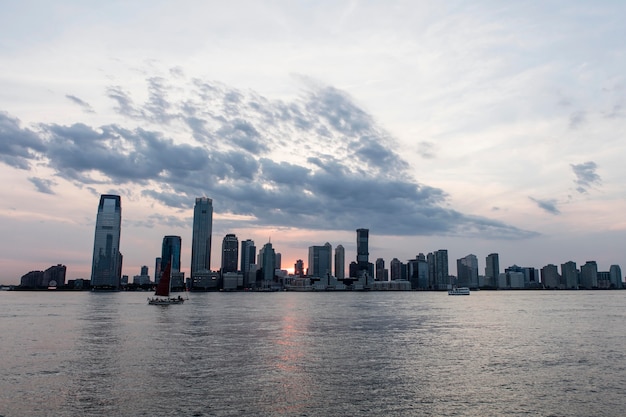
xmin=161 ymin=235 xmax=182 ymax=272
xmin=191 ymin=197 xmax=213 ymax=278
xmin=90 ymin=194 xmax=122 ymax=290
xmin=240 ymin=239 xmax=256 ymax=275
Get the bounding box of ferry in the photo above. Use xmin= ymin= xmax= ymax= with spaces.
xmin=448 ymin=287 xmax=470 ymax=295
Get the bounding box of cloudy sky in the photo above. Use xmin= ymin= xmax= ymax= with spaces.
xmin=1 ymin=1 xmax=625 ymax=284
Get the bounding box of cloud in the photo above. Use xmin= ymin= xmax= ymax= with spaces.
xmin=417 ymin=141 xmax=436 ymax=159
xmin=65 ymin=95 xmax=95 ymax=113
xmin=571 ymin=161 xmax=601 ymax=193
xmin=28 ymin=177 xmax=56 ymax=194
xmin=0 ymin=112 xmax=46 ymax=169
xmin=529 ymin=197 xmax=560 ymax=215
xmin=569 ymin=111 xmax=586 ymax=129
xmin=0 ymin=76 xmax=537 ymax=239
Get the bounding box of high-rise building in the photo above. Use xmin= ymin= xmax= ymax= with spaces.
xmin=485 ymin=253 xmax=499 ymax=288
xmin=90 ymin=194 xmax=122 ymax=290
xmin=609 ymin=265 xmax=622 ymax=289
xmin=191 ymin=197 xmax=213 ymax=278
xmin=308 ymin=242 xmax=332 ymax=277
xmin=259 ymin=242 xmax=276 ymax=285
xmin=457 ymin=254 xmax=479 ymax=288
xmin=561 ymin=261 xmax=578 ymax=289
xmin=428 ymin=249 xmax=449 ymax=290
xmin=580 ymin=261 xmax=598 ymax=289
xmin=354 ymin=228 xmax=373 ymax=278
xmin=406 ymin=253 xmax=428 ymax=289
xmin=390 ymin=258 xmax=403 ymax=281
xmin=240 ymin=239 xmax=256 ymax=275
xmin=221 ymin=234 xmax=238 ymax=273
xmin=294 ymin=259 xmax=305 ymax=277
xmin=154 ymin=257 xmax=162 ymax=283
xmin=540 ymin=264 xmax=560 ymax=289
xmin=375 ymin=258 xmax=386 ymax=281
xmin=161 ymin=236 xmax=182 ymax=272
xmin=334 ymin=244 xmax=345 ymax=279
xmin=356 ymin=228 xmax=369 ymax=264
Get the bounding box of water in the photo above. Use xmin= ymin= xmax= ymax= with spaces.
xmin=1 ymin=290 xmax=625 ymax=416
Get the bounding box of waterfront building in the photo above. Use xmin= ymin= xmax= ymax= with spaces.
xmin=354 ymin=229 xmax=374 ymax=278
xmin=407 ymin=254 xmax=428 ymax=289
xmin=43 ymin=264 xmax=66 ymax=287
xmin=609 ymin=265 xmax=622 ymax=289
xmin=308 ymin=243 xmax=332 ymax=278
xmin=485 ymin=253 xmax=500 ymax=288
xmin=375 ymin=258 xmax=386 ymax=281
xmin=275 ymin=252 xmax=282 ymax=269
xmin=390 ymin=258 xmax=403 ymax=281
xmin=90 ymin=194 xmax=122 ymax=290
xmin=541 ymin=264 xmax=560 ymax=289
xmin=561 ymin=261 xmax=578 ymax=289
xmin=221 ymin=234 xmax=239 ymax=273
xmin=428 ymin=249 xmax=449 ymax=290
xmin=579 ymin=261 xmax=598 ymax=289
xmin=259 ymin=242 xmax=276 ymax=286
xmin=294 ymin=259 xmax=305 ymax=277
xmin=334 ymin=244 xmax=345 ymax=279
xmin=240 ymin=239 xmax=256 ymax=276
xmin=162 ymin=236 xmax=182 ymax=272
xmin=457 ymin=254 xmax=479 ymax=288
xmin=154 ymin=257 xmax=162 ymax=284
xmin=191 ymin=197 xmax=213 ymax=279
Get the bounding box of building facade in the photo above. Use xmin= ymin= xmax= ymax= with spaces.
xmin=191 ymin=197 xmax=213 ymax=278
xmin=221 ymin=234 xmax=239 ymax=273
xmin=90 ymin=194 xmax=122 ymax=290
xmin=334 ymin=244 xmax=345 ymax=279
xmin=308 ymin=242 xmax=332 ymax=277
xmin=240 ymin=239 xmax=256 ymax=276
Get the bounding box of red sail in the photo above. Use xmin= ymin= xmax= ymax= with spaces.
xmin=154 ymin=263 xmax=171 ymax=297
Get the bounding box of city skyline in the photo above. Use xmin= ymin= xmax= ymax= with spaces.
xmin=1 ymin=2 xmax=626 ymax=283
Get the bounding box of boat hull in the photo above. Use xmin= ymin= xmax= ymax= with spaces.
xmin=148 ymin=297 xmax=185 ymax=305
xmin=448 ymin=287 xmax=470 ymax=295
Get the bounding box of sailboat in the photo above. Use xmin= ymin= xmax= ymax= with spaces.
xmin=148 ymin=262 xmax=185 ymax=305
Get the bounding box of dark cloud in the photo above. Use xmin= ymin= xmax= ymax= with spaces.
xmin=571 ymin=161 xmax=601 ymax=194
xmin=0 ymin=112 xmax=46 ymax=169
xmin=529 ymin=197 xmax=560 ymax=215
xmin=29 ymin=177 xmax=56 ymax=194
xmin=65 ymin=94 xmax=95 ymax=113
xmin=0 ymin=77 xmax=537 ymax=239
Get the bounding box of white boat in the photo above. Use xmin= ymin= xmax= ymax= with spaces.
xmin=148 ymin=262 xmax=186 ymax=305
xmin=448 ymin=287 xmax=470 ymax=295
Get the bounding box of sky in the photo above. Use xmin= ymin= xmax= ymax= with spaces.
xmin=1 ymin=1 xmax=625 ymax=284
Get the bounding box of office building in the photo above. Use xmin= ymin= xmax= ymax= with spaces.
xmin=221 ymin=234 xmax=239 ymax=273
xmin=561 ymin=261 xmax=578 ymax=289
xmin=191 ymin=197 xmax=213 ymax=278
xmin=609 ymin=265 xmax=622 ymax=289
xmin=579 ymin=261 xmax=598 ymax=289
xmin=90 ymin=194 xmax=122 ymax=290
xmin=485 ymin=253 xmax=499 ymax=288
xmin=240 ymin=239 xmax=256 ymax=276
xmin=308 ymin=242 xmax=332 ymax=277
xmin=457 ymin=254 xmax=479 ymax=288
xmin=541 ymin=264 xmax=560 ymax=289
xmin=334 ymin=244 xmax=345 ymax=279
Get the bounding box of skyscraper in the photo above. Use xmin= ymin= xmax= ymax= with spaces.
xmin=240 ymin=239 xmax=256 ymax=275
xmin=334 ymin=244 xmax=345 ymax=279
xmin=90 ymin=194 xmax=122 ymax=290
xmin=561 ymin=261 xmax=578 ymax=289
xmin=485 ymin=253 xmax=500 ymax=288
xmin=356 ymin=228 xmax=369 ymax=264
xmin=457 ymin=254 xmax=478 ymax=288
xmin=259 ymin=242 xmax=276 ymax=285
xmin=609 ymin=265 xmax=622 ymax=289
xmin=161 ymin=236 xmax=182 ymax=272
xmin=191 ymin=197 xmax=213 ymax=278
xmin=308 ymin=242 xmax=332 ymax=277
xmin=221 ymin=233 xmax=239 ymax=273
xmin=428 ymin=249 xmax=449 ymax=290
